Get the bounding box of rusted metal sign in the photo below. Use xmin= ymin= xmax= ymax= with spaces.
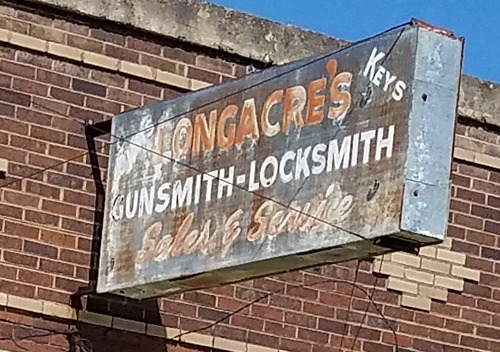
xmin=97 ymin=20 xmax=463 ymax=299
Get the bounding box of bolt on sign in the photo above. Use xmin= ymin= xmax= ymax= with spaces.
xmin=97 ymin=20 xmax=463 ymax=299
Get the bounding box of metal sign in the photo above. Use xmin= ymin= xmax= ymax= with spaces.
xmin=97 ymin=20 xmax=463 ymax=299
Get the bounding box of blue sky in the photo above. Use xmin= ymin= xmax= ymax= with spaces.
xmin=209 ymin=0 xmax=499 ymax=83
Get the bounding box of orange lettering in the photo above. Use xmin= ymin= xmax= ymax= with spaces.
xmin=235 ymin=98 xmax=260 ymax=145
xmin=283 ymin=85 xmax=306 ymax=134
xmin=261 ymin=90 xmax=283 ymax=137
xmin=327 ymin=59 xmax=352 ymax=121
xmin=192 ymin=110 xmax=217 ymax=156
xmin=217 ymin=105 xmax=237 ymax=149
xmin=169 ymin=213 xmax=194 ymax=257
xmin=306 ymin=78 xmax=326 ymax=125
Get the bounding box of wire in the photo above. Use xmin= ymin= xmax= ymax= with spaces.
xmin=172 ymin=275 xmax=400 ymax=352
xmin=0 ymin=24 xmax=407 ymax=351
xmin=348 ymin=258 xmax=384 ymax=352
xmin=0 ymin=22 xmax=408 ymax=196
xmin=338 ymin=261 xmax=361 ymax=352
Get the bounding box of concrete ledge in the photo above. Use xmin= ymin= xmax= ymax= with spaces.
xmin=25 ymin=0 xmax=348 ymax=65
xmin=23 ymin=0 xmax=500 ymax=129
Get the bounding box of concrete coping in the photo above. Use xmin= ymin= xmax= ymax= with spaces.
xmin=23 ymin=0 xmax=500 ymax=128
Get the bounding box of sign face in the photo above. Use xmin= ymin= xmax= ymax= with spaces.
xmin=97 ymin=20 xmax=463 ymax=299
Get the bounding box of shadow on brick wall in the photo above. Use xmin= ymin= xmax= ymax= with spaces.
xmin=67 ymin=123 xmax=167 ymax=351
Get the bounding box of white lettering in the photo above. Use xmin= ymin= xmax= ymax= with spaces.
xmin=218 ymin=166 xmax=234 ymax=199
xmin=260 ymin=156 xmax=278 ymax=188
xmin=360 ymin=130 xmax=376 ymax=164
xmin=363 ymin=47 xmax=385 ymax=80
xmin=376 ymin=125 xmax=395 ymax=160
xmin=311 ymin=143 xmax=326 ymax=175
xmin=172 ymin=177 xmax=193 ymax=209
xmin=279 ymin=151 xmax=295 ymax=183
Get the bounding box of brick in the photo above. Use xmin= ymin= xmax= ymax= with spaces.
xmin=26 ymin=180 xmax=60 ymax=199
xmin=25 ymin=209 xmax=60 ymax=227
xmin=128 ymin=78 xmax=161 ymax=97
xmin=107 ymin=87 xmax=142 ymax=105
xmin=10 ymin=32 xmax=47 ymax=52
xmin=451 ymin=239 xmax=479 ymax=256
xmin=17 ymin=107 xmax=52 ymax=126
xmin=401 ymin=294 xmax=431 ymax=314
xmin=89 ymin=28 xmax=125 ymax=45
xmin=404 ymin=269 xmax=434 ymax=284
xmin=4 ymin=220 xmax=39 ymax=239
xmin=63 ymin=190 xmax=95 ymax=207
xmin=51 ymin=116 xmax=84 ymax=135
xmin=61 ymin=218 xmax=93 ymax=235
xmin=373 ymin=259 xmax=404 ymax=277
xmin=450 ymin=199 xmax=470 ymax=213
xmin=141 ymin=53 xmax=180 ymax=72
xmin=2 ymin=60 xmax=37 ymax=80
xmin=473 ymin=179 xmax=500 ymax=196
xmin=421 ymin=258 xmax=450 ymax=274
xmin=54 ymin=276 xmax=86 ymax=292
xmin=0 ymin=262 xmax=17 ymax=280
xmin=18 ymin=268 xmax=53 ymax=286
xmin=484 ymin=220 xmax=500 ymax=235
xmin=419 ymin=284 xmax=448 ymax=301
xmin=286 ymin=284 xmax=317 ymax=300
xmin=72 ymin=78 xmax=107 ymax=97
xmin=7 ymin=294 xmax=43 ymax=313
xmin=48 ymin=145 xmax=85 ymax=162
xmin=481 ymin=246 xmax=500 ymax=260
xmin=196 ymin=55 xmax=234 ymax=75
xmin=0 ymin=203 xmax=23 ymax=219
xmin=50 ymin=87 xmax=85 ymax=105
xmin=0 ymin=102 xmax=15 ymax=118
xmin=12 ymin=77 xmax=48 ymax=96
xmin=3 ymin=250 xmax=38 ymax=268
xmin=85 ymin=95 xmax=122 ymax=115
xmin=105 ymin=44 xmax=139 ymax=62
xmin=0 ymin=87 xmax=31 ymax=106
xmin=119 ymin=61 xmax=155 ymax=79
xmin=4 ymin=188 xmax=40 ymax=208
xmin=47 ymin=42 xmax=82 ymax=61
xmin=47 ymin=172 xmax=84 ymax=189
xmin=387 ymin=277 xmax=418 ymax=294
xmin=472 ymin=204 xmax=500 ymax=221
xmin=418 ymin=245 xmax=437 ymax=257
xmin=451 ymin=265 xmax=480 ymax=281
xmin=434 ymin=275 xmax=464 ymax=291
xmin=0 ymin=234 xmax=22 ymax=251
xmin=452 ymin=173 xmax=471 ymax=187
xmin=1 ymin=280 xmax=37 ymax=299
xmin=456 ymin=188 xmax=485 ymax=204
xmin=453 ymin=213 xmax=483 ymax=230
xmin=390 ymin=252 xmax=420 ymax=267
xmin=488 ymin=195 xmax=500 ymax=208
xmin=461 ymin=336 xmax=489 ymax=351
xmin=24 ymin=239 xmax=58 ymax=259
xmin=40 ymin=229 xmax=77 ymax=248
xmin=58 ymin=248 xmax=90 ymax=266
xmin=43 ymin=301 xmax=77 ymax=320
xmin=82 ymin=51 xmax=119 ymax=70
xmin=90 ymin=70 xmax=126 ymax=88
xmin=36 ymin=69 xmax=71 ymax=88
xmin=0 ymin=116 xmax=27 ymax=135
xmin=78 ymin=311 xmax=112 ymax=327
xmin=39 ymin=258 xmax=74 ymax=276
xmin=67 ymin=34 xmax=103 ymax=53
xmin=126 ymin=37 xmax=162 ymax=55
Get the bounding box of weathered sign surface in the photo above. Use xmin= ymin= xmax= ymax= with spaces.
xmin=97 ymin=20 xmax=463 ymax=299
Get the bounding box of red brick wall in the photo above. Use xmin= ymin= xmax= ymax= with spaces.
xmin=0 ymin=2 xmax=500 ymax=352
